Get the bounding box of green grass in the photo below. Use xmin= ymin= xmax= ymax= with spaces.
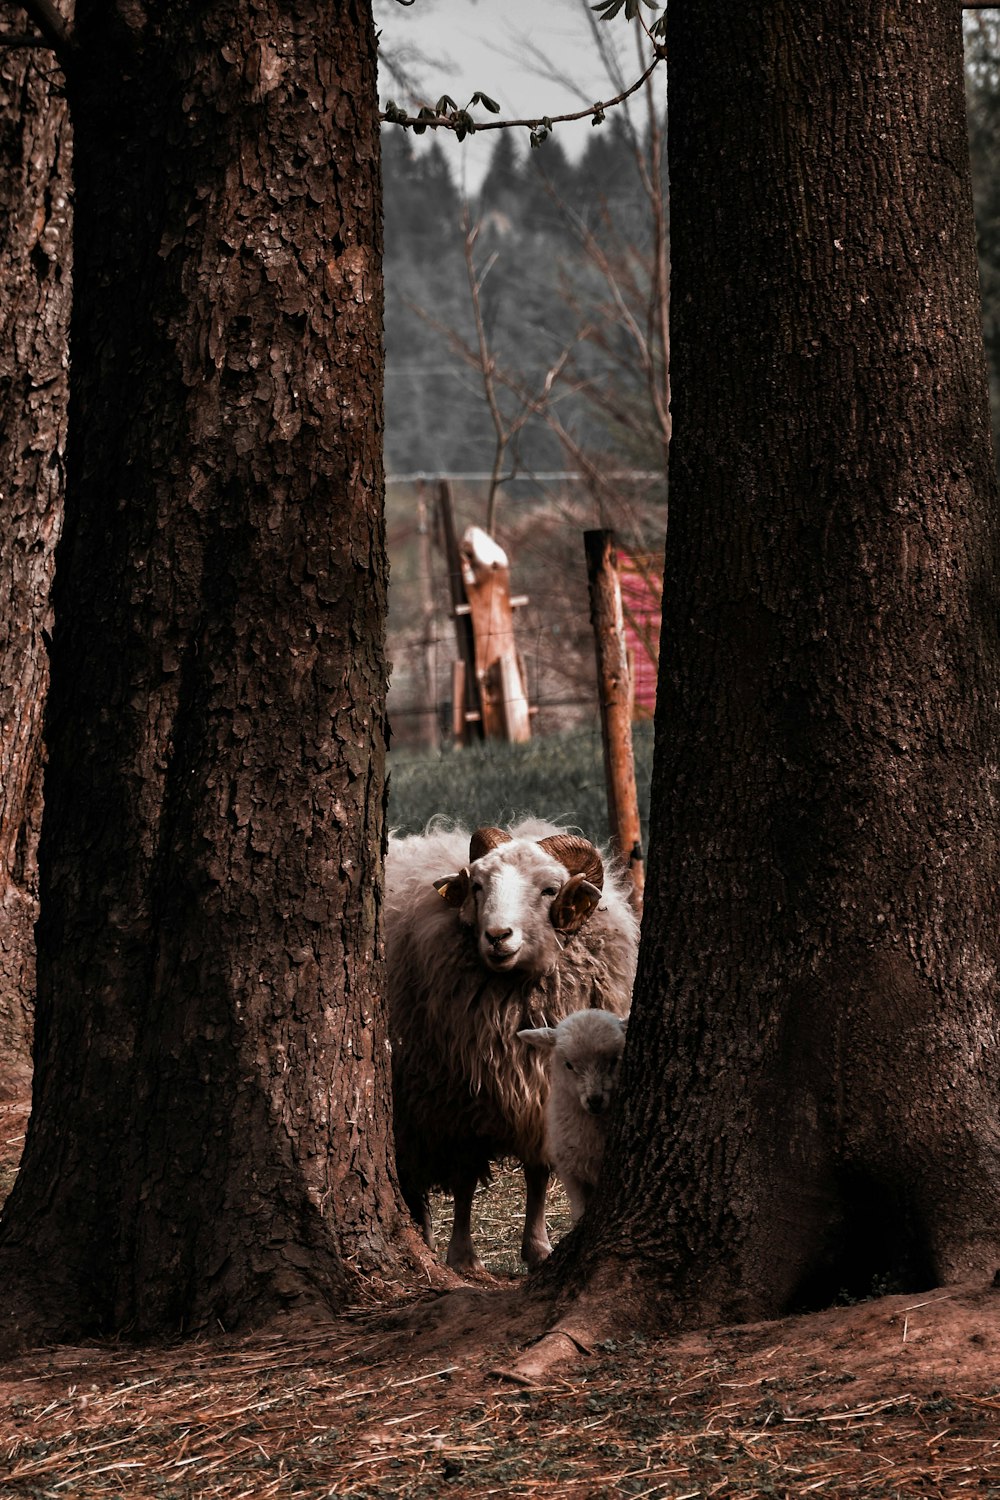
xmin=387 ymin=721 xmax=654 ymax=849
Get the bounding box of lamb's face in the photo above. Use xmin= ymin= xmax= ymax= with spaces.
xmin=553 ymin=1012 xmax=627 ymax=1116
xmin=433 ymin=834 xmax=604 ymax=977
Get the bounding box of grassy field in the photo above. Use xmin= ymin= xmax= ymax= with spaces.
xmin=387 ymin=721 xmax=654 ymax=849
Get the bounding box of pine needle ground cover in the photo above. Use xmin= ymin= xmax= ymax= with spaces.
xmin=2 ymin=1277 xmax=1000 ymax=1497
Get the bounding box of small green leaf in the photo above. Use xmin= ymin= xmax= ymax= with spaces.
xmin=435 ymin=94 xmax=458 ymax=114
xmin=591 ymin=0 xmax=659 ymax=18
xmin=471 ymin=91 xmax=501 ymax=113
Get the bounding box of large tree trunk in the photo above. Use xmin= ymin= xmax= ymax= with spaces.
xmin=0 ymin=23 xmax=70 ymax=1097
xmin=0 ymin=0 xmax=421 ymax=1348
xmin=539 ymin=0 xmax=1000 ymax=1346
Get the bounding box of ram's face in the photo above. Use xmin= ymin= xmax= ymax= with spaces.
xmin=466 ymin=845 xmax=573 ymax=973
xmin=433 ymin=830 xmax=605 ymax=977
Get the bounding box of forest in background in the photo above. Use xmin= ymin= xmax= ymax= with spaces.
xmin=382 ymin=16 xmax=1000 ymax=746
xmin=381 ymin=93 xmax=670 ymax=743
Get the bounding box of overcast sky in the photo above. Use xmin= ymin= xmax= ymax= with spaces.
xmin=377 ymin=0 xmax=647 ymax=190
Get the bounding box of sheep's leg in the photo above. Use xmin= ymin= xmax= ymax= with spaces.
xmin=563 ymin=1174 xmax=590 ymax=1226
xmin=446 ymin=1175 xmax=485 ymax=1274
xmin=521 ymin=1162 xmax=553 ymax=1266
xmin=404 ymin=1187 xmax=435 ymax=1250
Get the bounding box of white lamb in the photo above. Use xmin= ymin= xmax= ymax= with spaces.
xmin=518 ymin=1008 xmax=629 ymax=1225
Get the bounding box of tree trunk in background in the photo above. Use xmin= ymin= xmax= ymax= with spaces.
xmin=965 ymin=12 xmax=1000 ymax=457
xmin=0 ymin=0 xmax=420 ymax=1348
xmin=0 ymin=29 xmax=70 ymax=1097
xmin=543 ymin=0 xmax=1000 ymax=1343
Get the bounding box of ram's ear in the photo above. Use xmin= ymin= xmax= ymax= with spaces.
xmin=550 ymin=874 xmax=602 ymax=933
xmin=517 ymin=1026 xmax=558 ymax=1052
xmin=433 ymin=869 xmax=470 ymax=908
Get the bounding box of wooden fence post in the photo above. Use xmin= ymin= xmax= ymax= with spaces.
xmin=416 ymin=484 xmax=439 ymax=752
xmin=459 ymin=526 xmax=531 ymax=744
xmin=437 ymin=481 xmax=482 ymax=745
xmin=584 ymin=529 xmax=645 ymax=910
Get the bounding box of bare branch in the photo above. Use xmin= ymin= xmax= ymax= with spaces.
xmin=461 ymin=206 xmax=511 ymax=530
xmin=15 ymin=0 xmax=74 ymax=66
xmin=381 ymin=47 xmax=665 ymax=143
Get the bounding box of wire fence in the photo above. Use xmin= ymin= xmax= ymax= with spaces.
xmin=386 ymin=477 xmax=663 ymax=749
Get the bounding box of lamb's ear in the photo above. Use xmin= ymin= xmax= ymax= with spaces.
xmin=433 ymin=869 xmax=470 ymax=908
xmin=550 ymin=874 xmax=602 ymax=934
xmin=517 ymin=1026 xmax=558 ymax=1052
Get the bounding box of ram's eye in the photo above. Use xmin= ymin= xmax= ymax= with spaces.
xmin=564 ymin=1060 xmax=574 ymax=1071
xmin=541 ymin=886 xmax=558 ymax=899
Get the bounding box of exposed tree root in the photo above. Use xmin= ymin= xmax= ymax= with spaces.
xmin=491 ymin=1328 xmax=595 ymax=1386
xmin=492 ymin=1257 xmax=681 ymax=1384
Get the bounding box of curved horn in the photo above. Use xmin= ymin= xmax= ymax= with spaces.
xmin=537 ymin=834 xmax=604 ymax=891
xmin=469 ymin=826 xmax=514 ymax=862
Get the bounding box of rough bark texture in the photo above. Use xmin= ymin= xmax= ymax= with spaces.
xmin=550 ymin=0 xmax=1000 ymax=1338
xmin=0 ymin=20 xmax=70 ymax=1096
xmin=0 ymin=0 xmax=420 ymax=1346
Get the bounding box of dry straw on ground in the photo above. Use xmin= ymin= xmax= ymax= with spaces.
xmin=3 ymin=1153 xmax=1000 ymax=1497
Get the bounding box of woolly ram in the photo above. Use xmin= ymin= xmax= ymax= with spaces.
xmin=519 ymin=1008 xmax=629 ymax=1225
xmin=385 ymin=818 xmax=638 ymax=1273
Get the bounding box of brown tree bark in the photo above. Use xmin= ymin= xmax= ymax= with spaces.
xmin=0 ymin=22 xmax=70 ymax=1097
xmin=0 ymin=0 xmax=422 ymax=1348
xmin=530 ymin=0 xmax=1000 ymax=1357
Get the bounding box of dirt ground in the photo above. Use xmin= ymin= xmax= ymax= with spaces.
xmin=2 ymin=1094 xmax=1000 ymax=1497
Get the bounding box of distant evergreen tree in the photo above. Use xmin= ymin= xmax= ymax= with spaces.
xmin=381 ymin=129 xmax=421 ymax=257
xmin=519 ymin=135 xmax=577 ymax=236
xmin=382 ymin=131 xmax=478 ymax=474
xmin=382 ymin=133 xmax=461 ymax=259
xmin=965 ymin=16 xmax=1000 ymax=456
xmin=479 ymin=131 xmax=522 ymax=221
xmin=417 ymin=140 xmax=462 ymax=247
xmin=574 ymin=117 xmax=637 ymax=216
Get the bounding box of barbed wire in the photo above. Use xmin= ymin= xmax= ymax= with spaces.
xmin=386 ymin=469 xmax=662 ymax=482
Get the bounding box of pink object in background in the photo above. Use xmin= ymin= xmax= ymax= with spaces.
xmin=617 ymin=551 xmax=662 ymax=719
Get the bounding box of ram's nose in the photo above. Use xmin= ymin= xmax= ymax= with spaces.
xmin=482 ymin=926 xmax=520 ymax=968
xmin=586 ymin=1094 xmax=607 ymax=1115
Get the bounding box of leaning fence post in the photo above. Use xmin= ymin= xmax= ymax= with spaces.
xmin=584 ymin=529 xmax=645 ymax=911
xmin=416 ymin=484 xmax=439 ymax=752
xmin=437 ymin=480 xmax=482 ymax=745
